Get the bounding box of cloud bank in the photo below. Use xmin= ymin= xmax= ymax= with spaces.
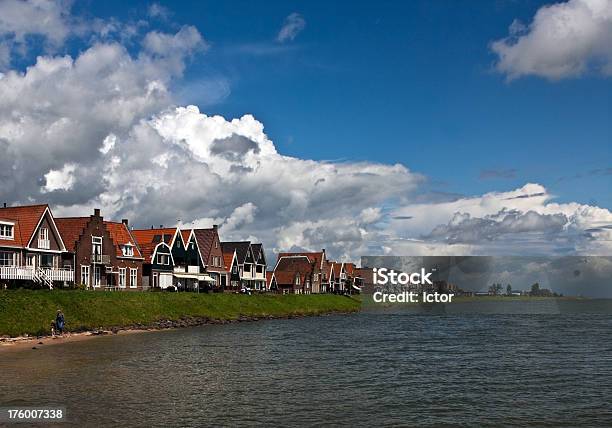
xmin=0 ymin=2 xmax=610 ymax=262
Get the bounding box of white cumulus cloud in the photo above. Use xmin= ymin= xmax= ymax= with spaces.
xmin=491 ymin=0 xmax=612 ymax=80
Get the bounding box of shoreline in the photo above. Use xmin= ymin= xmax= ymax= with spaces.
xmin=0 ymin=310 xmax=357 ymax=352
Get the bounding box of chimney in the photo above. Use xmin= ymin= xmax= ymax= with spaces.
xmin=94 ymin=208 xmax=101 ymax=217
xmin=2 ymin=203 xmax=6 ymax=208
xmin=159 ymin=225 xmax=163 ymax=228
xmin=213 ymin=224 xmax=218 ymax=230
xmin=122 ymin=219 xmax=129 ymax=227
xmin=151 ymin=225 xmax=154 ymax=229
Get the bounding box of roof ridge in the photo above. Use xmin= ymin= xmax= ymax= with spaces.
xmin=0 ymin=203 xmax=48 ymax=209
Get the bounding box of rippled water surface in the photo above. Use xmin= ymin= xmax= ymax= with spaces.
xmin=2 ymin=302 xmax=612 ymax=427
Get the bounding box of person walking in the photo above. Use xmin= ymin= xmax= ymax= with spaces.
xmin=55 ymin=309 xmax=65 ymax=335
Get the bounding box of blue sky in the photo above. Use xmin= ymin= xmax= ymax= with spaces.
xmin=1 ymin=0 xmax=610 ymax=259
xmin=68 ymin=0 xmax=611 ymax=208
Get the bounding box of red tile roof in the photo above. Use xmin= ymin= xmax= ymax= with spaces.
xmin=332 ymin=262 xmax=342 ymax=278
xmin=180 ymin=229 xmax=192 ymax=245
xmin=344 ymin=262 xmax=356 ymax=276
xmin=266 ymin=271 xmax=274 ymax=288
xmin=192 ymin=228 xmax=218 ymax=261
xmin=223 ymin=250 xmax=235 ymax=271
xmin=55 ymin=217 xmax=90 ymax=252
xmin=104 ymin=221 xmax=142 ymax=258
xmin=277 ymin=251 xmax=323 ymax=269
xmin=0 ymin=204 xmax=48 ymax=248
xmin=274 ymin=256 xmax=312 ymax=286
xmin=132 ymin=228 xmax=177 ymax=263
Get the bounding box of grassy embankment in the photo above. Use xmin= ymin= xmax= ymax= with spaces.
xmin=0 ymin=290 xmax=361 ymax=337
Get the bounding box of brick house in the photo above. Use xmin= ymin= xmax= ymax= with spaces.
xmin=56 ymin=209 xmax=144 ymax=290
xmin=192 ymin=226 xmax=228 ymax=290
xmin=277 ymin=249 xmax=328 ymax=293
xmin=273 ymin=255 xmax=313 ymax=294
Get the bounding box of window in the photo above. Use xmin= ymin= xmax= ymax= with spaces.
xmin=81 ymin=265 xmax=90 ymax=286
xmin=152 ymin=272 xmax=159 ymax=288
xmin=256 ymin=265 xmax=263 ymax=273
xmin=40 ymin=254 xmax=54 ymax=268
xmin=157 ymin=253 xmax=170 ymax=265
xmin=122 ymin=244 xmax=134 ymax=257
xmin=244 ymin=264 xmax=251 ymax=272
xmin=92 ymin=236 xmax=102 ymax=255
xmin=93 ymin=266 xmax=101 ymax=287
xmin=0 ymin=222 xmax=14 ymax=239
xmin=232 ymin=266 xmax=237 ymax=274
xmin=214 ymin=240 xmax=218 ymax=248
xmin=38 ymin=227 xmax=50 ymax=249
xmin=130 ymin=268 xmax=137 ymax=288
xmin=0 ymin=251 xmax=15 ymax=266
xmin=295 ymin=275 xmax=301 ymax=285
xmin=119 ymin=268 xmax=126 ymax=288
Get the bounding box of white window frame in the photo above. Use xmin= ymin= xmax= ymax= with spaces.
xmin=119 ymin=268 xmax=126 ymax=288
xmin=0 ymin=222 xmax=15 ymax=240
xmin=157 ymin=253 xmax=170 ymax=265
xmin=93 ymin=265 xmax=101 ymax=288
xmin=0 ymin=251 xmax=15 ymax=266
xmin=38 ymin=227 xmax=50 ymax=249
xmin=92 ymin=236 xmax=103 ymax=255
xmin=130 ymin=268 xmax=137 ymax=288
xmin=122 ymin=244 xmax=134 ymax=257
xmin=81 ymin=265 xmax=90 ymax=287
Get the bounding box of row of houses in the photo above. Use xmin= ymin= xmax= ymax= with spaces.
xmin=0 ymin=204 xmax=366 ymax=293
xmin=270 ymin=250 xmax=368 ymax=295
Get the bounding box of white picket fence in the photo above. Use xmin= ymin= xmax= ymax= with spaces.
xmin=0 ymin=266 xmax=74 ymax=283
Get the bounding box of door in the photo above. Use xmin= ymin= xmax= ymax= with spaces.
xmin=26 ymin=254 xmax=37 ymax=269
xmin=94 ymin=266 xmax=102 ymax=288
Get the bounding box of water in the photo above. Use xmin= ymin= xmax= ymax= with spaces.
xmin=2 ymin=301 xmax=612 ymax=427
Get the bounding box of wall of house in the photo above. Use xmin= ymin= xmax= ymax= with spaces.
xmin=29 ymin=213 xmax=62 ymax=251
xmin=73 ymin=214 xmax=143 ymax=289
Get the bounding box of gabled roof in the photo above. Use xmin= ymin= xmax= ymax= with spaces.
xmin=0 ymin=204 xmax=61 ymax=249
xmin=332 ymin=262 xmax=341 ymax=278
xmin=132 ymin=228 xmax=177 ymax=263
xmin=223 ymin=249 xmax=236 ymax=270
xmin=104 ymin=221 xmax=143 ymax=258
xmin=274 ymin=255 xmax=312 ymax=285
xmin=251 ymin=243 xmax=266 ymax=265
xmin=221 ymin=241 xmax=251 ymax=264
xmin=266 ymin=271 xmax=275 ymax=288
xmin=55 ymin=217 xmax=90 ymax=252
xmin=180 ymin=229 xmax=192 ymax=245
xmin=344 ymin=262 xmax=356 ymax=276
xmin=277 ymin=251 xmax=323 ymax=271
xmin=192 ymin=228 xmax=219 ymax=261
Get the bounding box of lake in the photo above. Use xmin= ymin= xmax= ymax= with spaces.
xmin=1 ymin=300 xmax=612 ymax=427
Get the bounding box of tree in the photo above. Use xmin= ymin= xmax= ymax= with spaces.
xmin=506 ymin=284 xmax=512 ymax=295
xmin=531 ymin=282 xmax=540 ymax=296
xmin=489 ymin=283 xmax=503 ymax=295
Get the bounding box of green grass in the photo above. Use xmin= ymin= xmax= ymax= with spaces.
xmin=0 ymin=290 xmax=361 ymax=337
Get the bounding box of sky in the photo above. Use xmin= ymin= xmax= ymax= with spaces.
xmin=0 ymin=0 xmax=611 ymax=261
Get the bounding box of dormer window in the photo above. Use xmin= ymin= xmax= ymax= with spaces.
xmin=38 ymin=227 xmax=50 ymax=249
xmin=0 ymin=222 xmax=14 ymax=240
xmin=122 ymin=243 xmax=134 ymax=257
